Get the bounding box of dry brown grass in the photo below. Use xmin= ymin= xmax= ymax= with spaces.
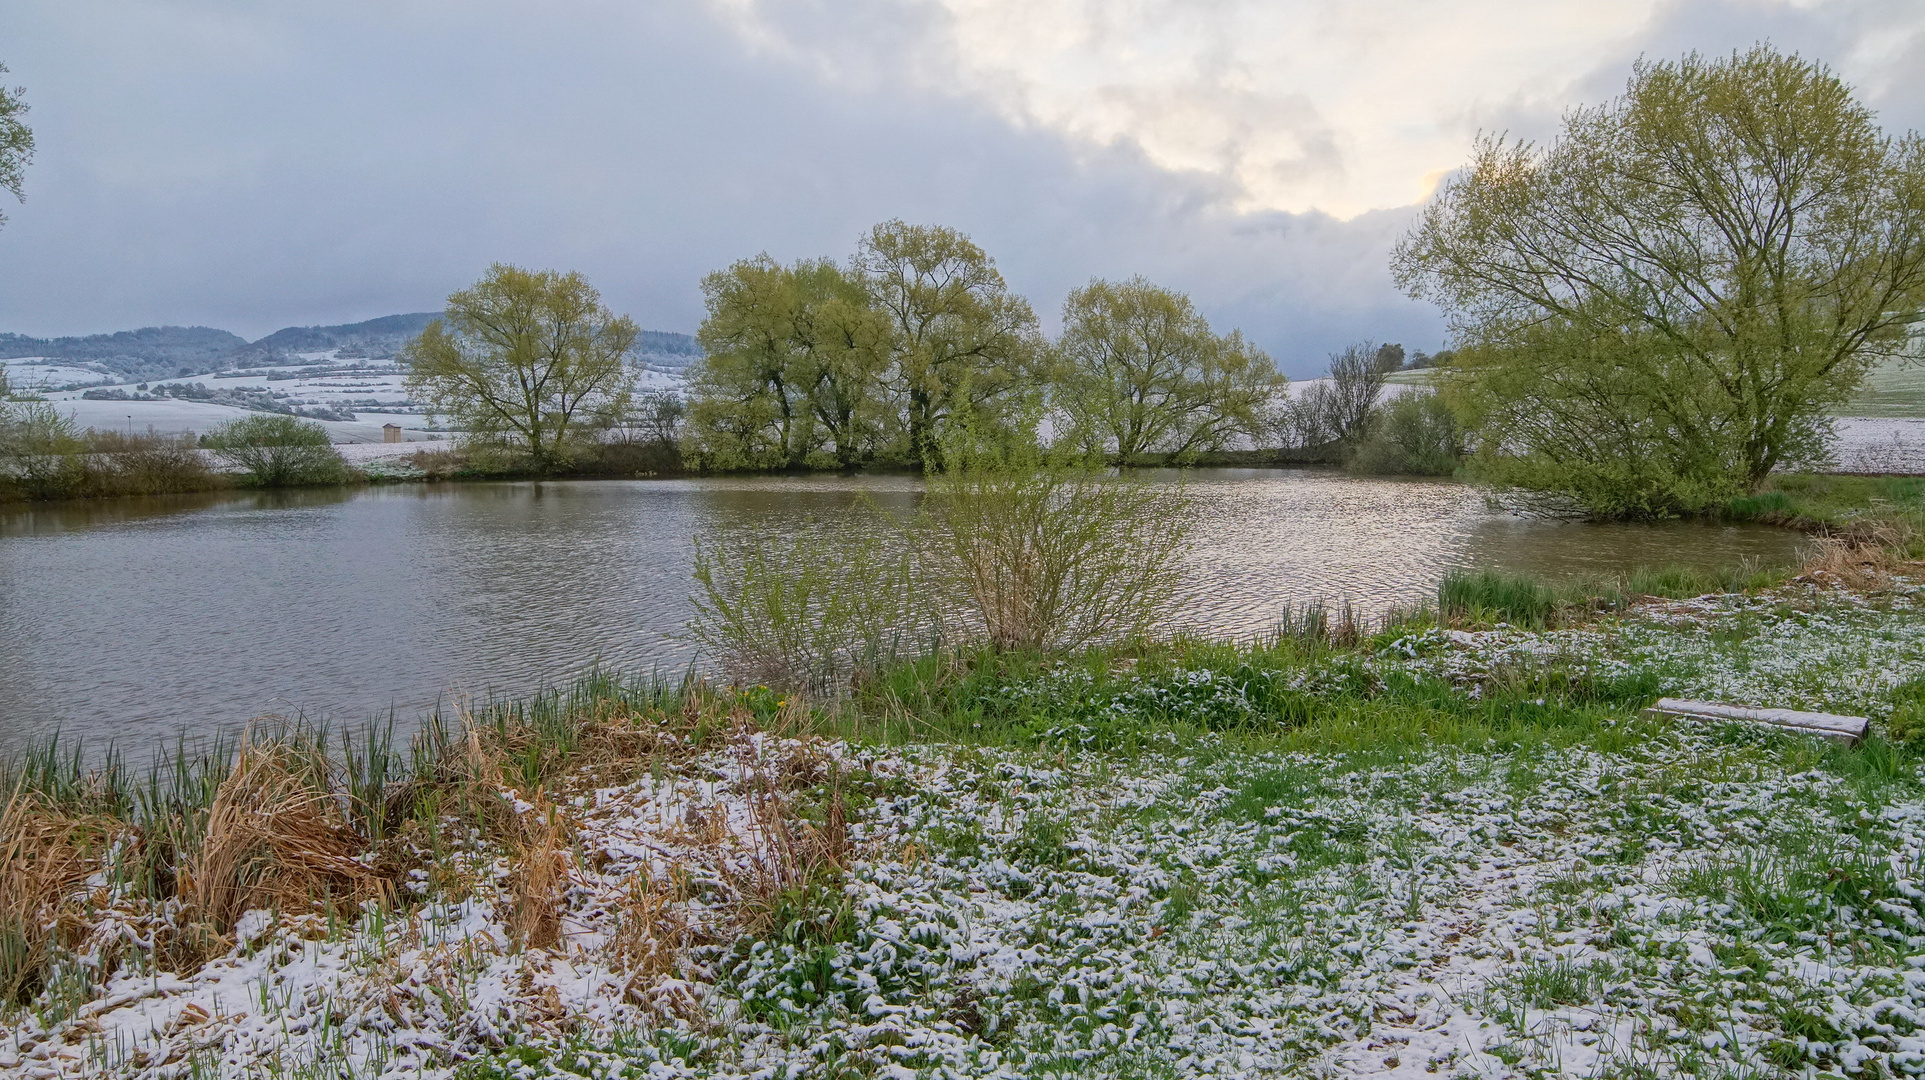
xmin=405 ymin=447 xmax=468 ymax=480
xmin=1 ymin=682 xmax=834 ymax=1025
xmin=0 ymin=789 xmax=124 ymax=1002
xmin=176 ymin=740 xmax=378 ymax=941
xmin=723 ymin=734 xmax=852 ymax=938
xmin=1799 ymin=522 xmax=1920 ymax=590
xmin=607 ymin=869 xmax=705 ymax=1020
xmin=509 ymin=793 xmax=569 ymax=952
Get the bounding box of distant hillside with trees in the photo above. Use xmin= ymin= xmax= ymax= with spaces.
xmin=248 ymin=313 xmax=442 ymax=358
xmin=0 ymin=326 xmax=250 ymax=380
xmin=0 ymin=315 xmax=698 ymax=382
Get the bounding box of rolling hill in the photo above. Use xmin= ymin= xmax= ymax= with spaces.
xmin=0 ymin=316 xmax=700 ymax=382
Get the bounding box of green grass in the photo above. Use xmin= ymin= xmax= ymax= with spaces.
xmin=1434 ymin=562 xmax=1793 ymax=629
xmin=1722 ymin=471 xmax=1925 ymax=535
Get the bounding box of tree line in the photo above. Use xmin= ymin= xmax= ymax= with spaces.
xmin=400 ymin=235 xmax=1447 ymax=478
xmin=682 ymin=222 xmax=1287 ymax=471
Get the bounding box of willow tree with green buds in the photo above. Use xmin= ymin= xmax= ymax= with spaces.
xmin=1394 ymin=46 xmax=1925 ymax=517
xmin=405 ymin=265 xmax=639 ymax=469
xmin=0 ymin=63 xmax=32 ymax=230
xmin=1052 ymin=277 xmax=1282 ymax=459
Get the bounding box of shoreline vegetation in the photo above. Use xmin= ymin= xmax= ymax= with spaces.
xmin=7 ymin=527 xmax=1925 ymax=1076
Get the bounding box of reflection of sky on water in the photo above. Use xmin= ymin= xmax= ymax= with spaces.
xmin=0 ymin=472 xmax=1808 ymax=754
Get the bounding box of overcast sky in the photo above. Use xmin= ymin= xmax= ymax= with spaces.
xmin=3 ymin=1 xmax=1924 ymax=374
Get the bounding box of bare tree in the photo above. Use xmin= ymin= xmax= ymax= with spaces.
xmin=1279 ymin=341 xmax=1398 ymax=451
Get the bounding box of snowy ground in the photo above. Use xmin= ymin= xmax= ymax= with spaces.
xmin=1834 ymin=418 xmax=1925 ymax=475
xmin=2 ymin=357 xmax=121 ymax=391
xmin=17 ymin=350 xmax=684 ymax=446
xmin=6 ymin=582 xmax=1924 ymax=1079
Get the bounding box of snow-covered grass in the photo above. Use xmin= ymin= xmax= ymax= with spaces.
xmin=5 ymin=583 xmax=1925 ymax=1079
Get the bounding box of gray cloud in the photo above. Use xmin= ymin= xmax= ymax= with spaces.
xmin=0 ymin=0 xmax=1920 ymax=375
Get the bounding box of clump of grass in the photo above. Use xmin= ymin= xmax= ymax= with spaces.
xmin=727 ymin=734 xmax=851 ymax=934
xmin=1884 ymin=679 xmax=1925 ymax=749
xmin=1504 ymin=957 xmax=1618 ymax=1010
xmin=1797 ymin=522 xmax=1916 ymax=590
xmin=1271 ymin=600 xmax=1393 ymax=648
xmin=508 ymin=793 xmax=569 ymax=951
xmin=608 ymin=870 xmax=692 ymax=988
xmin=178 ymin=736 xmax=381 ymax=942
xmin=1437 ymin=560 xmax=1798 ymax=630
xmin=1724 ymin=473 xmax=1925 ymax=536
xmin=1439 ymin=570 xmax=1560 ymax=628
xmin=0 ymin=789 xmax=122 ymax=1004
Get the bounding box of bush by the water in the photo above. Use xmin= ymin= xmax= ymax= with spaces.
xmin=0 ymin=403 xmax=222 ymax=501
xmin=203 ymin=415 xmax=350 ymax=488
xmin=1347 ymin=389 xmax=1464 ymax=476
xmin=923 ymin=456 xmax=1192 ymax=651
xmin=689 ymin=515 xmax=932 ymax=695
xmin=688 ymin=457 xmax=1194 ymax=693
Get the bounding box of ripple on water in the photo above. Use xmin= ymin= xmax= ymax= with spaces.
xmin=0 ymin=471 xmax=1808 ymax=753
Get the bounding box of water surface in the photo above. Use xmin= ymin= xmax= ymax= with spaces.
xmin=0 ymin=470 xmax=1807 ymax=754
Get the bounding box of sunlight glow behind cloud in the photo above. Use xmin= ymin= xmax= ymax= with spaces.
xmin=709 ymin=0 xmax=1920 ymax=218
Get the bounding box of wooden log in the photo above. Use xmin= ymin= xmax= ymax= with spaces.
xmin=1641 ymin=697 xmax=1869 ymax=743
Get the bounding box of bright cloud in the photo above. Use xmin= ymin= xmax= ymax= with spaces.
xmin=710 ymin=0 xmax=1925 ymax=218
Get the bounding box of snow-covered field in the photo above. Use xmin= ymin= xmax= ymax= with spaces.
xmin=1835 ymin=418 xmax=1925 ymax=475
xmin=7 ymin=582 xmax=1924 ymax=1079
xmin=17 ymin=350 xmax=685 ymax=446
xmin=2 ymin=357 xmax=120 ymax=391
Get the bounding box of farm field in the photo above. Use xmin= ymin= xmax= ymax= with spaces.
xmin=1838 ymin=360 xmax=1925 ymax=420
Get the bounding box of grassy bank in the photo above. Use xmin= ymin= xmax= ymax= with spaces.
xmin=6 ymin=559 xmax=1925 ymax=1077
xmin=0 ymin=436 xmax=694 ymax=504
xmin=1723 ymin=473 xmax=1925 ymax=535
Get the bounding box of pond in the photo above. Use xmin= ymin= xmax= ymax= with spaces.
xmin=0 ymin=470 xmax=1809 ymax=755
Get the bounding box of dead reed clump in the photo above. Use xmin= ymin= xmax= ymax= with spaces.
xmin=509 ymin=793 xmax=571 ymax=952
xmin=607 ymin=869 xmax=707 ymax=1021
xmin=0 ymin=790 xmax=124 ymax=1003
xmin=723 ymin=734 xmax=853 ymax=939
xmin=1800 ymin=523 xmax=1918 ymax=591
xmin=175 ymin=740 xmax=378 ymax=946
xmin=566 ymin=698 xmax=716 ymax=786
xmin=607 ymin=871 xmax=688 ymax=980
xmin=405 ymin=447 xmax=468 ymax=481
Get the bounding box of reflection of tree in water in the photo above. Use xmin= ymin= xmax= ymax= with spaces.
xmin=0 ymin=487 xmax=355 ymax=539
